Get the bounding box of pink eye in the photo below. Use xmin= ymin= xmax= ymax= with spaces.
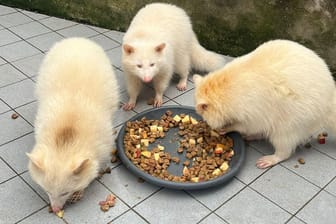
xmin=137 ymin=64 xmax=142 ymax=68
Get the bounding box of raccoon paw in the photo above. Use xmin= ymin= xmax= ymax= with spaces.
xmin=153 ymin=98 xmax=163 ymax=107
xmin=176 ymin=79 xmax=187 ymax=91
xmin=122 ymin=102 xmax=136 ymax=111
xmin=256 ymin=155 xmax=281 ymax=169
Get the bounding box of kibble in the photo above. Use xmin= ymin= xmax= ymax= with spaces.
xmin=11 ymin=113 xmax=19 ymax=119
xmin=298 ymin=158 xmax=305 ymax=164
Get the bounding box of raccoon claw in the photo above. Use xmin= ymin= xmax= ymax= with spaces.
xmin=122 ymin=102 xmax=135 ymax=111
xmin=256 ymin=155 xmax=280 ymax=169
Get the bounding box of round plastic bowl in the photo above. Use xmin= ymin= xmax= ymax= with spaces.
xmin=117 ymin=106 xmax=246 ymax=190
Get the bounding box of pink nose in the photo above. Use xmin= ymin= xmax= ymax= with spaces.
xmin=143 ymin=76 xmax=152 ymax=83
xmin=52 ymin=206 xmax=61 ymax=213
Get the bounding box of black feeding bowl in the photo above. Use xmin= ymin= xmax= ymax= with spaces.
xmin=117 ymin=106 xmax=245 ymax=190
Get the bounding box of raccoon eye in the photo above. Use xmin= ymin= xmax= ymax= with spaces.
xmin=150 ymin=63 xmax=155 ymax=67
xmin=136 ymin=64 xmax=142 ymax=68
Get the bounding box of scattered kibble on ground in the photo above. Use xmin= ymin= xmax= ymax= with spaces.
xmin=11 ymin=113 xmax=18 ymax=119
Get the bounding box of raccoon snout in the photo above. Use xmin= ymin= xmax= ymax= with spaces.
xmin=143 ymin=75 xmax=152 ymax=83
xmin=51 ymin=205 xmax=62 ymax=213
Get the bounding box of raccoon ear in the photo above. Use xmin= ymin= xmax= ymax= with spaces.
xmin=193 ymin=74 xmax=203 ymax=86
xmin=123 ymin=44 xmax=135 ymax=55
xmin=72 ymin=159 xmax=90 ymax=175
xmin=26 ymin=153 xmax=44 ymax=171
xmin=155 ymin=43 xmax=166 ymax=53
xmin=197 ymin=103 xmax=208 ymax=112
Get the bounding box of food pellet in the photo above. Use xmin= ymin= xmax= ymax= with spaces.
xmin=11 ymin=113 xmax=19 ymax=119
xmin=298 ymin=158 xmax=305 ymax=164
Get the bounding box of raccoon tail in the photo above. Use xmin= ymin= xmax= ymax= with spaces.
xmin=190 ymin=32 xmax=226 ymax=72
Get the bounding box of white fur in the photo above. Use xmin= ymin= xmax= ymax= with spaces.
xmin=122 ymin=3 xmax=226 ymax=110
xmin=27 ymin=38 xmax=119 ymax=211
xmin=194 ymin=39 xmax=336 ymax=168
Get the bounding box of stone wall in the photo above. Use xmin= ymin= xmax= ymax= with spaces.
xmin=1 ymin=0 xmax=335 ymax=75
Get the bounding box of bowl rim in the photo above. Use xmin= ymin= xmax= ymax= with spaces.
xmin=116 ymin=105 xmax=246 ymax=190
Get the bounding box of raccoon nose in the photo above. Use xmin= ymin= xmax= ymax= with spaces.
xmin=52 ymin=206 xmax=62 ymax=213
xmin=143 ymin=76 xmax=152 ymax=83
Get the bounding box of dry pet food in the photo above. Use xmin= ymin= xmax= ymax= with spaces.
xmin=123 ymin=110 xmax=234 ymax=183
xmin=11 ymin=113 xmax=19 ymax=119
xmin=99 ymin=194 xmax=116 ymax=212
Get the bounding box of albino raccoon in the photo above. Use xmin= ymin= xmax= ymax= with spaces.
xmin=193 ymin=39 xmax=336 ymax=169
xmin=122 ymin=2 xmax=226 ymax=110
xmin=27 ymin=38 xmax=119 ymax=213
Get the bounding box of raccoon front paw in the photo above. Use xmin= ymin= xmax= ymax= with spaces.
xmin=256 ymin=155 xmax=281 ymax=169
xmin=153 ymin=97 xmax=163 ymax=107
xmin=122 ymin=102 xmax=136 ymax=111
xmin=176 ymin=80 xmax=187 ymax=91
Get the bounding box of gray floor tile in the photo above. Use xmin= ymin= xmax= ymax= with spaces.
xmin=112 ymin=106 xmax=137 ymax=127
xmin=199 ymin=214 xmax=228 ymax=224
xmin=39 ymin=16 xmax=77 ymax=30
xmin=0 ymin=40 xmax=40 ymax=62
xmin=100 ymin=165 xmax=160 ymax=207
xmin=0 ymin=63 xmax=27 ymax=87
xmin=115 ymin=69 xmax=126 ymax=93
xmin=311 ymin=132 xmax=336 ymax=160
xmin=0 ymin=28 xmax=21 ymax=46
xmin=0 ymin=56 xmax=5 ymax=65
xmin=0 ymin=176 xmax=46 ymax=224
xmin=0 ymin=12 xmax=33 ymax=28
xmin=120 ymin=85 xmax=170 ymax=113
xmin=64 ymin=180 xmax=129 ymax=224
xmin=0 ymin=99 xmax=10 ymax=114
xmin=0 ymin=5 xmax=17 ymax=15
xmin=249 ymin=139 xmax=273 ymax=155
xmin=0 ymin=79 xmax=36 ymax=108
xmin=57 ymin=24 xmax=98 ymax=38
xmin=297 ymin=190 xmax=336 ymax=224
xmin=16 ymin=101 xmax=37 ymax=125
xmin=134 ymin=188 xmax=210 ymax=224
xmin=21 ymin=171 xmax=49 ymax=201
xmin=281 ymin=147 xmax=336 ymax=187
xmin=0 ymin=133 xmax=35 ymax=173
xmin=173 ymin=89 xmax=195 ymax=107
xmin=18 ymin=207 xmax=65 ymax=224
xmin=88 ymin=25 xmax=110 ymax=33
xmin=20 ymin=10 xmax=49 ymax=20
xmin=9 ymin=21 xmax=52 ymax=39
xmin=163 ymin=100 xmax=179 ymax=106
xmin=0 ymin=110 xmax=33 ymax=145
xmin=188 ymin=178 xmax=245 ymax=210
xmin=216 ymin=187 xmax=290 ymax=224
xmin=89 ymin=34 xmax=120 ymax=50
xmin=286 ymin=217 xmax=306 ymax=224
xmin=164 ymin=79 xmax=194 ymax=99
xmin=325 ymin=178 xmax=336 ymax=196
xmin=0 ymin=158 xmax=16 ymax=183
xmin=26 ymin=32 xmax=63 ymax=52
xmin=106 ymin=46 xmax=122 ymax=68
xmin=111 ymin=210 xmax=147 ymax=224
xmin=250 ymin=165 xmax=320 ymax=213
xmin=235 ymin=146 xmax=269 ymax=184
xmin=104 ymin=30 xmax=124 ymax=43
xmin=12 ymin=53 xmax=44 ymax=77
